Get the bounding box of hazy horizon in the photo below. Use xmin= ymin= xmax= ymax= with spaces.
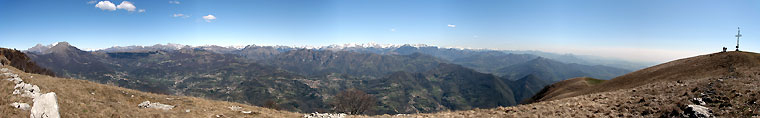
xmin=2 ymin=0 xmax=759 ymax=63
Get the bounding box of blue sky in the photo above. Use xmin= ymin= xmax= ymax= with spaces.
xmin=1 ymin=0 xmax=759 ymax=63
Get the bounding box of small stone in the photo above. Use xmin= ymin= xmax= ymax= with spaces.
xmin=241 ymin=111 xmax=252 ymax=114
xmin=10 ymin=102 xmax=30 ymax=110
xmin=685 ymin=105 xmax=712 ymax=118
xmin=228 ymin=106 xmax=242 ymax=111
xmin=692 ymin=98 xmax=706 ymax=105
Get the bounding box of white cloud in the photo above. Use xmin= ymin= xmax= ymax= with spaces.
xmin=95 ymin=1 xmax=116 ymax=11
xmin=447 ymin=24 xmax=456 ymax=28
xmin=172 ymin=13 xmax=189 ymax=18
xmin=202 ymin=15 xmax=216 ymax=22
xmin=169 ymin=0 xmax=181 ymax=4
xmin=390 ymin=28 xmax=396 ymax=32
xmin=87 ymin=1 xmax=97 ymax=4
xmin=116 ymin=1 xmax=137 ymax=12
xmin=138 ymin=9 xmax=145 ymax=13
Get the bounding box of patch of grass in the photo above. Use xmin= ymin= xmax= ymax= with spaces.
xmin=584 ymin=77 xmax=606 ymax=86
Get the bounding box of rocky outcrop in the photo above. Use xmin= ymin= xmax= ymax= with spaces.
xmin=14 ymin=82 xmax=41 ymax=98
xmin=31 ymin=93 xmax=60 ymax=118
xmin=685 ymin=105 xmax=713 ymax=118
xmin=137 ymin=101 xmax=174 ymax=110
xmin=3 ymin=67 xmax=60 ymax=118
xmin=303 ymin=112 xmax=347 ymax=118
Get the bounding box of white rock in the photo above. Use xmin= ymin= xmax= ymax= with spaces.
xmin=15 ymin=83 xmax=41 ymax=98
xmin=10 ymin=102 xmax=31 ymax=110
xmin=241 ymin=110 xmax=252 ymax=114
xmin=3 ymin=73 xmax=18 ymax=78
xmin=31 ymin=92 xmax=60 ymax=118
xmin=303 ymin=112 xmax=347 ymax=118
xmin=5 ymin=77 xmax=22 ymax=84
xmin=185 ymin=109 xmax=191 ymax=112
xmin=692 ymin=98 xmax=706 ymax=105
xmin=687 ymin=104 xmax=713 ymax=118
xmin=138 ymin=101 xmax=174 ymax=110
xmin=229 ymin=106 xmax=242 ymax=111
xmin=0 ymin=68 xmax=8 ymax=72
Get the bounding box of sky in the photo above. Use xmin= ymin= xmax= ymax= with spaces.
xmin=1 ymin=0 xmax=759 ymax=63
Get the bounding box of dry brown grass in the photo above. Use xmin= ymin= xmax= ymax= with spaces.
xmin=0 ymin=65 xmax=302 ymax=118
xmin=538 ymin=51 xmax=758 ymax=102
xmin=522 ymin=77 xmax=595 ymax=103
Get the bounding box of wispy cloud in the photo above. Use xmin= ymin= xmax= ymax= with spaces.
xmin=87 ymin=1 xmax=97 ymax=4
xmin=172 ymin=13 xmax=190 ymax=18
xmin=95 ymin=1 xmax=116 ymax=11
xmin=390 ymin=28 xmax=396 ymax=32
xmin=447 ymin=24 xmax=456 ymax=28
xmin=169 ymin=0 xmax=181 ymax=4
xmin=138 ymin=9 xmax=145 ymax=13
xmin=202 ymin=15 xmax=216 ymax=22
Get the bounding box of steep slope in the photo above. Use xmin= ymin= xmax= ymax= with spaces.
xmin=0 ymin=48 xmax=54 ymax=76
xmin=531 ymin=51 xmax=755 ymax=102
xmin=521 ymin=77 xmax=603 ymax=103
xmin=498 ymin=57 xmax=630 ymax=82
xmin=0 ymin=65 xmax=300 ymax=117
xmin=507 ymin=74 xmax=550 ymax=103
xmin=25 ymin=42 xmax=114 ymax=80
xmin=355 ymin=51 xmax=760 ymax=117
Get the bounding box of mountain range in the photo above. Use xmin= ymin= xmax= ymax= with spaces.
xmin=5 ymin=46 xmax=757 ymax=117
xmin=22 ymin=42 xmax=634 ymax=114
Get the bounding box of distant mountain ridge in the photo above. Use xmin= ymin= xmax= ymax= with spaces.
xmin=26 ymin=42 xmax=651 ymax=70
xmin=22 ymin=42 xmax=634 ymax=115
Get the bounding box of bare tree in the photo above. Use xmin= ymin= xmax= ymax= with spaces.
xmin=331 ymin=88 xmax=377 ymax=115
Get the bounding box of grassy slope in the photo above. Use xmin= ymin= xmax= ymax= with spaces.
xmin=0 ymin=65 xmax=301 ymax=118
xmin=551 ymin=51 xmax=759 ymax=101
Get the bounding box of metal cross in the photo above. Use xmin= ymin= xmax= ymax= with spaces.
xmin=736 ymin=27 xmax=742 ymax=51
